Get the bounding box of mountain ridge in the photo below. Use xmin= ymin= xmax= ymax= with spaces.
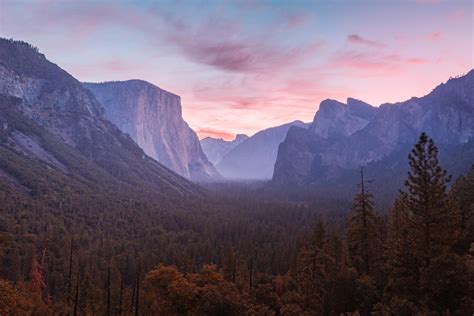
xmin=200 ymin=134 xmax=249 ymax=166
xmin=216 ymin=120 xmax=309 ymax=180
xmin=0 ymin=38 xmax=200 ymax=198
xmin=83 ymin=80 xmax=220 ymax=182
xmin=273 ymin=69 xmax=474 ymax=189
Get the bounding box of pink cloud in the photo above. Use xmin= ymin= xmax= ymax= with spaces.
xmin=24 ymin=3 xmax=135 ymax=50
xmin=428 ymin=31 xmax=443 ymax=41
xmin=229 ymin=97 xmax=274 ymax=110
xmin=5 ymin=2 xmax=322 ymax=77
xmin=284 ymin=13 xmax=312 ymax=30
xmin=406 ymin=57 xmax=428 ymax=64
xmin=4 ymin=1 xmax=469 ymax=139
xmin=416 ymin=0 xmax=440 ymax=4
xmin=273 ymin=68 xmax=344 ymax=98
xmin=448 ymin=9 xmax=466 ymax=22
xmin=185 ymin=68 xmax=335 ymax=134
xmin=179 ymin=41 xmax=322 ymax=74
xmin=333 ymin=51 xmax=398 ymax=71
xmin=164 ymin=15 xmax=323 ymax=74
xmin=347 ymin=34 xmax=385 ymax=48
xmin=73 ymin=14 xmax=104 ymax=39
xmin=332 ymin=50 xmax=428 ymax=74
xmin=196 ymin=127 xmax=236 ymax=140
xmin=193 ymin=81 xmax=282 ymax=111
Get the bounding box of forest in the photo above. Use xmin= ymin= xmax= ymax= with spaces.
xmin=0 ymin=133 xmax=473 ymax=315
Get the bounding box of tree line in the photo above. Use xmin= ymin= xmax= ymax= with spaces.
xmin=0 ymin=133 xmax=473 ymax=315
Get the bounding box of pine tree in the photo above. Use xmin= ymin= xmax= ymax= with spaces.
xmin=451 ymin=165 xmax=474 ymax=253
xmin=403 ymin=133 xmax=459 ymax=262
xmin=294 ymin=218 xmax=334 ymax=314
xmin=380 ymin=196 xmax=419 ymax=314
xmin=347 ymin=168 xmax=382 ymax=277
xmin=345 ymin=168 xmax=384 ymax=314
xmin=381 ymin=133 xmax=471 ymax=313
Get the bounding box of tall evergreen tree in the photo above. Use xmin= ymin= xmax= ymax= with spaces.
xmin=346 ymin=168 xmax=384 ymax=315
xmin=380 ymin=133 xmax=471 ymax=314
xmin=379 ymin=196 xmax=419 ymax=314
xmin=294 ymin=218 xmax=336 ymax=314
xmin=347 ymin=168 xmax=382 ymax=277
xmin=452 ymin=165 xmax=474 ymax=252
xmin=402 ymin=133 xmax=460 ymax=261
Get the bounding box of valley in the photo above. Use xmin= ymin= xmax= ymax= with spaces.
xmin=0 ymin=5 xmax=473 ymax=312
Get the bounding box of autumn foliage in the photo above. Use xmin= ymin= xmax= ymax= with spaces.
xmin=0 ymin=133 xmax=473 ymax=314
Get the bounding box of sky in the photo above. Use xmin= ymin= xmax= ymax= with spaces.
xmin=0 ymin=0 xmax=473 ymax=140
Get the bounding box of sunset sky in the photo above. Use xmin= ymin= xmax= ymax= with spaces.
xmin=1 ymin=0 xmax=472 ymax=140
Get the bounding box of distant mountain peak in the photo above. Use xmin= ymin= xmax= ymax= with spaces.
xmin=346 ymin=97 xmax=372 ymax=108
xmin=310 ymin=98 xmax=376 ymax=138
xmin=318 ymin=99 xmax=345 ymax=111
xmin=215 ymin=120 xmax=310 ymax=180
xmin=346 ymin=98 xmax=376 ymax=119
xmin=273 ymin=69 xmax=474 ymax=189
xmin=201 ymin=133 xmax=249 ymax=166
xmin=235 ymin=134 xmax=249 ymax=141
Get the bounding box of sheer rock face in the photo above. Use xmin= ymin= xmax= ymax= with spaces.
xmin=216 ymin=121 xmax=309 ymax=180
xmin=0 ymin=46 xmax=104 ymax=149
xmin=274 ymin=70 xmax=474 ymax=185
xmin=200 ymin=134 xmax=249 ymax=165
xmin=0 ymin=38 xmax=199 ymax=197
xmin=310 ymin=98 xmax=377 ymax=138
xmin=84 ymin=81 xmax=221 ymax=182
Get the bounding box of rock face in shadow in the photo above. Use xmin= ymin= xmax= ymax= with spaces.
xmin=273 ymin=70 xmax=474 ymax=187
xmin=84 ymin=81 xmax=220 ymax=182
xmin=0 ymin=38 xmax=200 ymax=197
xmin=216 ymin=121 xmax=309 ymax=180
xmin=200 ymin=134 xmax=248 ymax=165
xmin=310 ymin=98 xmax=377 ymax=138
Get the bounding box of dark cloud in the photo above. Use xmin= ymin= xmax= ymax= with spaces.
xmin=347 ymin=34 xmax=385 ymax=48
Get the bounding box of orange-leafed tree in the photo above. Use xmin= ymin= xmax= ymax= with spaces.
xmin=0 ymin=277 xmax=34 ymax=315
xmin=28 ymin=255 xmax=45 ymax=301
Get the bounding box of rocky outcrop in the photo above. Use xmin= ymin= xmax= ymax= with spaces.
xmin=83 ymin=81 xmax=220 ymax=182
xmin=310 ymin=98 xmax=376 ymax=138
xmin=273 ymin=70 xmax=474 ymax=186
xmin=0 ymin=38 xmax=199 ymax=197
xmin=200 ymin=134 xmax=248 ymax=165
xmin=217 ymin=121 xmax=309 ymax=180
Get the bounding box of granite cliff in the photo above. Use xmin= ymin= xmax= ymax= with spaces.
xmin=0 ymin=38 xmax=199 ymax=197
xmin=84 ymin=81 xmax=220 ymax=182
xmin=273 ymin=71 xmax=474 ymax=188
